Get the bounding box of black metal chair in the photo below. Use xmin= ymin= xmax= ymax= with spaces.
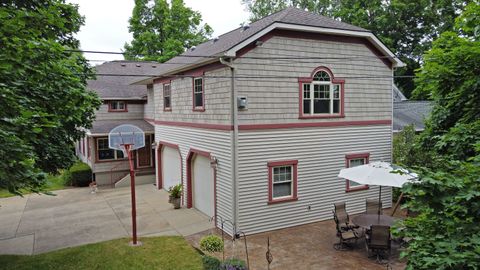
xmin=366 ymin=199 xmax=383 ymax=215
xmin=365 ymin=225 xmax=391 ymax=262
xmin=333 ymin=210 xmax=359 ymax=250
xmin=333 ymin=202 xmax=359 ymax=231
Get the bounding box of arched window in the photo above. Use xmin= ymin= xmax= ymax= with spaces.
xmin=299 ymin=67 xmax=344 ymax=117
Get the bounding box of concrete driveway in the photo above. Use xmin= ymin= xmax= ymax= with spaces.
xmin=0 ymin=184 xmax=213 ymax=255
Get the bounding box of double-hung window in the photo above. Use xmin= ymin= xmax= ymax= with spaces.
xmin=163 ymin=83 xmax=171 ymax=111
xmin=300 ymin=67 xmax=343 ymax=117
xmin=268 ymin=160 xmax=298 ymax=204
xmin=193 ymin=77 xmax=204 ymax=110
xmin=345 ymin=153 xmax=370 ymax=192
xmin=109 ymin=101 xmax=127 ymax=112
xmin=97 ymin=138 xmax=125 ymax=161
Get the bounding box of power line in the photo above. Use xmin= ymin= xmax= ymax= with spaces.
xmin=69 ymin=49 xmax=400 ymax=60
xmin=91 ymin=73 xmax=416 ymax=79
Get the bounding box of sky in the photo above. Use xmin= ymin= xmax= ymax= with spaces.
xmin=68 ymin=0 xmax=250 ymax=63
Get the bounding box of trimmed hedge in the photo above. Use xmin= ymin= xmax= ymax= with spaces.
xmin=64 ymin=161 xmax=92 ymax=187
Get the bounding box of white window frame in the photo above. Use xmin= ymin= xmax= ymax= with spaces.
xmin=109 ymin=100 xmax=126 ymax=111
xmin=302 ymin=71 xmax=341 ymax=115
xmin=193 ymin=77 xmax=204 ymax=109
xmin=271 ymin=165 xmax=293 ymax=199
xmin=163 ymin=83 xmax=171 ymax=110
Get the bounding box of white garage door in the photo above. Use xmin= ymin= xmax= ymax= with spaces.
xmin=192 ymin=155 xmax=214 ymax=217
xmin=161 ymin=146 xmax=181 ymax=190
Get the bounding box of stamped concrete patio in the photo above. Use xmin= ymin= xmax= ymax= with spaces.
xmin=187 ymin=209 xmax=407 ymax=270
xmin=0 ymin=184 xmax=213 ymax=255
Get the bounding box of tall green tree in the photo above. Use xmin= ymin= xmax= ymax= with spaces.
xmin=242 ymin=0 xmax=470 ymax=98
xmin=124 ymin=0 xmax=213 ymax=62
xmin=413 ymin=1 xmax=480 ymax=162
xmin=0 ymin=1 xmax=101 ymax=195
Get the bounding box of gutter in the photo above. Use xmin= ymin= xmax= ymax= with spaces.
xmin=220 ymin=56 xmax=238 ymax=235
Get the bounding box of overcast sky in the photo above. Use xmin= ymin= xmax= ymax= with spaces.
xmin=68 ymin=0 xmax=250 ymax=63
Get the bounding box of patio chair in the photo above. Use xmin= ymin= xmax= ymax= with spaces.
xmin=365 ymin=225 xmax=391 ymax=262
xmin=333 ymin=202 xmax=359 ymax=232
xmin=333 ymin=210 xmax=359 ymax=250
xmin=366 ymin=199 xmax=383 ymax=215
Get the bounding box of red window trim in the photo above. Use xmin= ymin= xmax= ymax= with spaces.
xmin=163 ymin=83 xmax=172 ymax=112
xmin=298 ymin=66 xmax=345 ymax=119
xmin=267 ymin=160 xmax=298 ymax=204
xmin=345 ymin=153 xmax=370 ymax=192
xmin=108 ymin=101 xmax=128 ymax=112
xmin=192 ymin=77 xmax=205 ymax=112
xmin=87 ymin=137 xmax=90 ymax=159
xmin=94 ymin=137 xmax=128 ymax=163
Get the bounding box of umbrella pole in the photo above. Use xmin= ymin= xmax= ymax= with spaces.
xmin=378 ymin=186 xmax=382 ymax=217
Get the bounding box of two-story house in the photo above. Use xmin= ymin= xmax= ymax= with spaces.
xmin=76 ymin=61 xmax=158 ymax=187
xmin=136 ymin=7 xmax=404 ymax=235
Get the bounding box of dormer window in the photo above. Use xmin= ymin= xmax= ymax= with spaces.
xmin=108 ymin=101 xmax=127 ymax=112
xmin=299 ymin=67 xmax=344 ymax=118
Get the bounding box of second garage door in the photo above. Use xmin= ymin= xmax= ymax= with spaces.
xmin=161 ymin=146 xmax=181 ymax=190
xmin=192 ymin=155 xmax=214 ymax=217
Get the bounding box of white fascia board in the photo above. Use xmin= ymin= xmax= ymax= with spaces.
xmin=224 ymin=22 xmax=405 ymax=68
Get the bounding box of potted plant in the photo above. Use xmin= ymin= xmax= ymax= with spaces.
xmin=169 ymin=184 xmax=182 ymax=209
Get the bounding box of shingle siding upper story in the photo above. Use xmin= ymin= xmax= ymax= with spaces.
xmin=234 ymin=34 xmax=392 ymax=125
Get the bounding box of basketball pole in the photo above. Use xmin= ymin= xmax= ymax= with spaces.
xmin=124 ymin=144 xmax=138 ymax=245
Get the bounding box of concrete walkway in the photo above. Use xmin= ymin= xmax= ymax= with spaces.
xmin=0 ymin=184 xmax=213 ymax=255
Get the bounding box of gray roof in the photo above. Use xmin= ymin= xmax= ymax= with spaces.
xmin=134 ymin=7 xmax=371 ymax=82
xmin=393 ymin=101 xmax=432 ymax=132
xmin=90 ymin=119 xmax=154 ymax=135
xmin=88 ymin=61 xmax=160 ymax=99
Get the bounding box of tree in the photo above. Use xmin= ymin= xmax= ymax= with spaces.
xmin=413 ymin=1 xmax=480 ymax=161
xmin=396 ymin=150 xmax=480 ymax=269
xmin=242 ymin=0 xmax=471 ymax=98
xmin=124 ymin=0 xmax=213 ymax=62
xmin=0 ymin=1 xmax=101 ymax=195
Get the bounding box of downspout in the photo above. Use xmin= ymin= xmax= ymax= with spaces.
xmin=220 ymin=57 xmax=238 ymax=235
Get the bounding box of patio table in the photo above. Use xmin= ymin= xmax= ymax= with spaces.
xmin=352 ymin=214 xmax=398 ymax=229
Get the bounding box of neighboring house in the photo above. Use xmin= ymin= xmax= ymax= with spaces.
xmin=133 ymin=7 xmax=404 ymax=235
xmin=392 ymin=87 xmax=432 ymax=133
xmin=75 ymin=61 xmax=158 ymax=187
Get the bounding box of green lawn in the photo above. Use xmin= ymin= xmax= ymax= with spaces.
xmin=0 ymin=237 xmax=204 ymax=270
xmin=0 ymin=173 xmax=70 ymax=198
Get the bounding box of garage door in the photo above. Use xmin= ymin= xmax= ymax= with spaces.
xmin=192 ymin=155 xmax=214 ymax=217
xmin=161 ymin=146 xmax=181 ymax=190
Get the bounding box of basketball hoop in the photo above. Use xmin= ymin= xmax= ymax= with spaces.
xmin=108 ymin=124 xmax=145 ymax=246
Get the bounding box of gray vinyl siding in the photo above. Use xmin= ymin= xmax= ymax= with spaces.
xmin=155 ymin=125 xmax=234 ymax=234
xmin=234 ymin=36 xmax=392 ymax=124
xmin=154 ymin=67 xmax=232 ymax=124
xmin=144 ymin=86 xmax=154 ymax=120
xmin=95 ymin=103 xmax=145 ymax=121
xmin=237 ymin=125 xmax=392 ymax=234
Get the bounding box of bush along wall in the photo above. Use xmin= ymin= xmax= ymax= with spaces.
xmin=64 ymin=161 xmax=92 ymax=187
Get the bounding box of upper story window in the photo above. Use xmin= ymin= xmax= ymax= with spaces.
xmin=299 ymin=67 xmax=344 ymax=118
xmin=163 ymin=83 xmax=171 ymax=111
xmin=345 ymin=153 xmax=370 ymax=192
xmin=268 ymin=160 xmax=298 ymax=204
xmin=97 ymin=137 xmax=125 ymax=161
xmin=193 ymin=77 xmax=204 ymax=111
xmin=108 ymin=101 xmax=127 ymax=112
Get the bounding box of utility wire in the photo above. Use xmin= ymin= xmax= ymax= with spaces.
xmin=91 ymin=73 xmax=416 ymax=79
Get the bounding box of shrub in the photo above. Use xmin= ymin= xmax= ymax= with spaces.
xmin=202 ymin=255 xmax=221 ymax=270
xmin=65 ymin=161 xmax=92 ymax=187
xmin=169 ymin=184 xmax=182 ymax=199
xmin=199 ymin=235 xmax=224 ymax=253
xmin=222 ymin=258 xmax=246 ymax=270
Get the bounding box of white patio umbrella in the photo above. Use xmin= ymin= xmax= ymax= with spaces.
xmin=338 ymin=161 xmax=418 ymax=216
